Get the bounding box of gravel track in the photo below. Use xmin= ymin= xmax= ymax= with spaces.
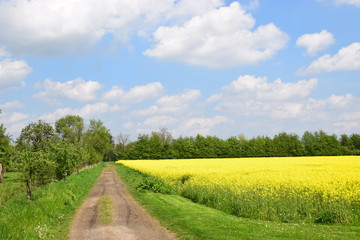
xmin=69 ymin=166 xmax=177 ymax=240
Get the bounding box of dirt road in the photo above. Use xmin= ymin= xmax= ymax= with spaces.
xmin=69 ymin=166 xmax=178 ymax=240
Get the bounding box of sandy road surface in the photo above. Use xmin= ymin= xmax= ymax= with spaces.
xmin=69 ymin=166 xmax=177 ymax=240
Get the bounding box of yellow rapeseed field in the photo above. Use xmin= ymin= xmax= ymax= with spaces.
xmin=117 ymin=156 xmax=360 ymax=201
xmin=117 ymin=156 xmax=360 ymax=223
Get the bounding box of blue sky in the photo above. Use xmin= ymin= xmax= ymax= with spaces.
xmin=0 ymin=0 xmax=359 ymax=140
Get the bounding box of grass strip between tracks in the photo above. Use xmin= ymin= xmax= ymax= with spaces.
xmin=98 ymin=195 xmax=114 ymax=225
xmin=114 ymin=162 xmax=360 ymax=240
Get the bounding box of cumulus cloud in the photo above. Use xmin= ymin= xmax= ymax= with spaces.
xmin=175 ymin=116 xmax=231 ymax=136
xmin=144 ymin=2 xmax=288 ymax=68
xmin=208 ymin=75 xmax=320 ymax=120
xmin=296 ymin=30 xmax=335 ymax=55
xmin=298 ymin=42 xmax=360 ymax=75
xmin=0 ymin=0 xmax=224 ymax=56
xmin=102 ymin=82 xmax=164 ymax=104
xmin=40 ymin=102 xmax=124 ymax=122
xmin=335 ymin=0 xmax=360 ymax=7
xmin=142 ymin=115 xmax=178 ymax=128
xmin=0 ymin=59 xmax=32 ymax=89
xmin=133 ymin=115 xmax=230 ymax=137
xmin=0 ymin=101 xmax=25 ymax=110
xmin=316 ymin=0 xmax=360 ymax=7
xmin=0 ymin=110 xmax=29 ymax=136
xmin=222 ymin=75 xmax=318 ymax=101
xmin=133 ymin=89 xmax=201 ymax=116
xmin=35 ymin=78 xmax=102 ymax=103
xmin=208 ymin=74 xmax=359 ymax=133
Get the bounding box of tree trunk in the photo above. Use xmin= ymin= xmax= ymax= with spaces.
xmin=26 ymin=179 xmax=32 ymax=200
xmin=0 ymin=163 xmax=3 ymax=183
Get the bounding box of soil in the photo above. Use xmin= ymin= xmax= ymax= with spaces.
xmin=69 ymin=165 xmax=178 ymax=240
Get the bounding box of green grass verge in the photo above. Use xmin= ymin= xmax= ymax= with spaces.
xmin=114 ymin=163 xmax=360 ymax=240
xmin=98 ymin=195 xmax=113 ymax=224
xmin=0 ymin=171 xmax=23 ymax=205
xmin=0 ymin=163 xmax=105 ymax=240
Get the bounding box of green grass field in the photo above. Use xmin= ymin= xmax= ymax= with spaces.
xmin=0 ymin=163 xmax=105 ymax=240
xmin=114 ymin=162 xmax=360 ymax=240
xmin=0 ymin=171 xmax=23 ymax=205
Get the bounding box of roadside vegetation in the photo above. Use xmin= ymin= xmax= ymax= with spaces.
xmin=0 ymin=163 xmax=105 ymax=240
xmin=0 ymin=171 xmax=22 ymax=205
xmin=114 ymin=163 xmax=360 ymax=240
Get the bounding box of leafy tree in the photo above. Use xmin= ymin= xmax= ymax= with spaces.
xmin=340 ymin=134 xmax=352 ymax=155
xmin=173 ymin=136 xmax=196 ymax=159
xmin=226 ymin=136 xmax=246 ymax=158
xmin=244 ymin=136 xmax=274 ymax=157
xmin=149 ymin=132 xmax=164 ymax=159
xmin=273 ymin=132 xmax=304 ymax=157
xmin=52 ymin=142 xmax=78 ymax=180
xmin=16 ymin=120 xmax=56 ymax=152
xmin=17 ymin=150 xmax=55 ymax=200
xmin=130 ymin=134 xmax=149 ymax=159
xmin=84 ymin=119 xmax=114 ymax=162
xmin=0 ymin=115 xmax=12 ymax=174
xmin=302 ymin=130 xmax=342 ymax=156
xmin=55 ymin=115 xmax=84 ymax=143
xmin=349 ymin=134 xmax=360 ymax=154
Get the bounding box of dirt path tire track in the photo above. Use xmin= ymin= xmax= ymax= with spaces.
xmin=69 ymin=165 xmax=178 ymax=240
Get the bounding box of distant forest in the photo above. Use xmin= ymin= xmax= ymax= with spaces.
xmin=1 ymin=113 xmax=360 ymax=173
xmin=115 ymin=128 xmax=360 ymax=160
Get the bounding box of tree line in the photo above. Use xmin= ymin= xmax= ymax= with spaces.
xmin=115 ymin=129 xmax=360 ymax=160
xmin=0 ymin=113 xmax=113 ymax=200
xmin=1 ymin=111 xmax=360 ymax=199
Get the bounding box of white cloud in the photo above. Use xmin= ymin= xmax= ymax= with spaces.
xmin=40 ymin=102 xmax=124 ymax=123
xmin=305 ymin=94 xmax=354 ymax=109
xmin=175 ymin=116 xmax=231 ymax=136
xmin=143 ymin=115 xmax=178 ymax=128
xmin=0 ymin=101 xmax=25 ymax=110
xmin=316 ymin=0 xmax=360 ymax=7
xmin=0 ymin=0 xmax=224 ymax=56
xmin=299 ymin=42 xmax=360 ymax=75
xmin=102 ymin=82 xmax=164 ymax=104
xmin=341 ymin=111 xmax=360 ymax=121
xmin=133 ymin=89 xmax=201 ymax=116
xmin=133 ymin=115 xmax=231 ymax=137
xmin=144 ymin=2 xmax=288 ymax=68
xmin=223 ymin=75 xmax=318 ymax=101
xmin=0 ymin=58 xmax=32 ymax=89
xmin=335 ymin=0 xmax=360 ymax=7
xmin=35 ymin=78 xmax=102 ymax=103
xmin=204 ymin=74 xmax=360 ymax=136
xmin=0 ymin=47 xmax=10 ymax=57
xmin=0 ymin=111 xmax=29 ymax=136
xmin=296 ymin=30 xmax=335 ymax=55
xmin=208 ymin=75 xmax=321 ymax=120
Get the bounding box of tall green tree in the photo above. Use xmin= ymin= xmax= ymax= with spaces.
xmin=55 ymin=115 xmax=84 ymax=143
xmin=349 ymin=134 xmax=360 ymax=154
xmin=84 ymin=119 xmax=114 ymax=162
xmin=273 ymin=132 xmax=304 ymax=157
xmin=52 ymin=142 xmax=78 ymax=180
xmin=16 ymin=120 xmax=56 ymax=152
xmin=0 ymin=110 xmax=12 ymax=176
xmin=173 ymin=136 xmax=196 ymax=159
xmin=302 ymin=130 xmax=342 ymax=156
xmin=15 ymin=120 xmax=57 ymax=199
xmin=17 ymin=150 xmax=55 ymax=200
